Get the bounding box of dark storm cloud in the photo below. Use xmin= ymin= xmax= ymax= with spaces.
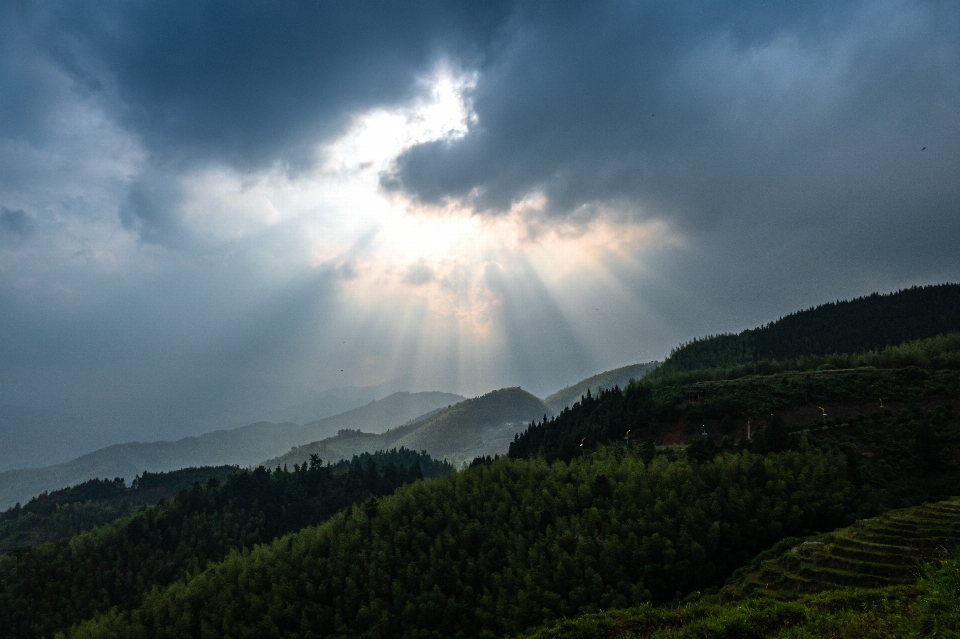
xmin=36 ymin=0 xmax=517 ymax=170
xmin=383 ymin=0 xmax=960 ymax=242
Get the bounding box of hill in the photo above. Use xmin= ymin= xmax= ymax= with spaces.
xmin=0 ymin=391 xmax=461 ymax=510
xmin=298 ymin=391 xmax=464 ymax=438
xmin=63 ymin=447 xmax=856 ymax=639
xmin=655 ymin=283 xmax=960 ymax=375
xmin=263 ymin=387 xmax=550 ymax=469
xmin=511 ymin=333 xmax=960 ymax=470
xmin=0 ymin=449 xmax=451 ymax=639
xmin=543 ymin=362 xmax=658 ymax=412
xmin=518 ymin=498 xmax=960 ymax=639
xmin=10 ymin=361 xmax=960 ymax=638
xmin=0 ymin=466 xmax=238 ymax=554
xmin=717 ymin=497 xmax=960 ymax=601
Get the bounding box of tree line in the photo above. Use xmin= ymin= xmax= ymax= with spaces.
xmin=0 ymin=467 xmax=239 ymax=554
xmin=656 ymin=283 xmax=960 ymax=374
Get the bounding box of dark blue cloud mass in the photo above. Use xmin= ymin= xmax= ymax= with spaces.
xmin=35 ymin=0 xmax=517 ymax=168
xmin=384 ymin=0 xmax=959 ymax=222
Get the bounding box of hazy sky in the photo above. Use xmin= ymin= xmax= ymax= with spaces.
xmin=1 ymin=0 xmax=958 ymax=439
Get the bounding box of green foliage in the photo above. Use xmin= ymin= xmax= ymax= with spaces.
xmin=510 ymin=361 xmax=960 ymax=458
xmin=913 ymin=558 xmax=960 ymax=638
xmin=791 ymin=405 xmax=960 ymax=510
xmin=646 ymin=332 xmax=960 ymax=387
xmin=0 ymin=467 xmax=239 ymax=554
xmin=520 ymin=586 xmax=921 ymax=639
xmin=0 ymin=449 xmax=448 ymax=639
xmin=654 ymin=283 xmax=960 ymax=374
xmin=65 ymin=447 xmax=852 ymax=639
xmin=716 ymin=498 xmax=960 ymax=601
xmin=522 ymin=560 xmax=960 ymax=639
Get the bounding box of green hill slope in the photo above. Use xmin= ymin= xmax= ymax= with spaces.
xmin=66 ymin=447 xmax=854 ymax=639
xmin=0 ymin=449 xmax=450 ymax=639
xmin=264 ymin=387 xmax=550 ymax=469
xmin=0 ymin=466 xmax=237 ymax=554
xmin=718 ymin=497 xmax=960 ymax=601
xmin=543 ymin=362 xmax=658 ymax=412
xmin=518 ymin=499 xmax=960 ymax=639
xmin=511 ymin=336 xmax=960 ymax=468
xmin=655 ymin=283 xmax=960 ymax=375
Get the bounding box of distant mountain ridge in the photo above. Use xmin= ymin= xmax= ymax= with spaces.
xmin=263 ymin=387 xmax=552 ymax=469
xmin=0 ymin=391 xmax=462 ymax=510
xmin=544 ymin=362 xmax=658 ymax=412
xmin=657 ymin=283 xmax=960 ymax=374
xmin=256 ymin=378 xmax=415 ymax=424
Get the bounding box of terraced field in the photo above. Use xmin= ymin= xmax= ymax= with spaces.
xmin=719 ymin=497 xmax=960 ymax=601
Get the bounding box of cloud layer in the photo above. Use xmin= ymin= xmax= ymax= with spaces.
xmin=0 ymin=0 xmax=957 ymax=455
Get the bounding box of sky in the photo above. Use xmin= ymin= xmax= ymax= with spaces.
xmin=0 ymin=0 xmax=958 ymax=442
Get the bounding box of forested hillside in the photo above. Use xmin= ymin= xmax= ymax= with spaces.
xmin=655 ymin=283 xmax=960 ymax=374
xmin=512 ymin=333 xmax=960 ymax=467
xmin=0 ymin=449 xmax=450 ymax=639
xmin=67 ymin=447 xmax=853 ymax=639
xmin=517 ymin=499 xmax=960 ymax=638
xmin=0 ymin=466 xmax=237 ymax=554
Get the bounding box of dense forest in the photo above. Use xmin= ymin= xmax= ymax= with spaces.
xmin=0 ymin=466 xmax=238 ymax=554
xmin=655 ymin=283 xmax=960 ymax=374
xmin=0 ymin=449 xmax=451 ymax=639
xmin=67 ymin=446 xmax=853 ymax=639
xmin=511 ymin=333 xmax=960 ymax=464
